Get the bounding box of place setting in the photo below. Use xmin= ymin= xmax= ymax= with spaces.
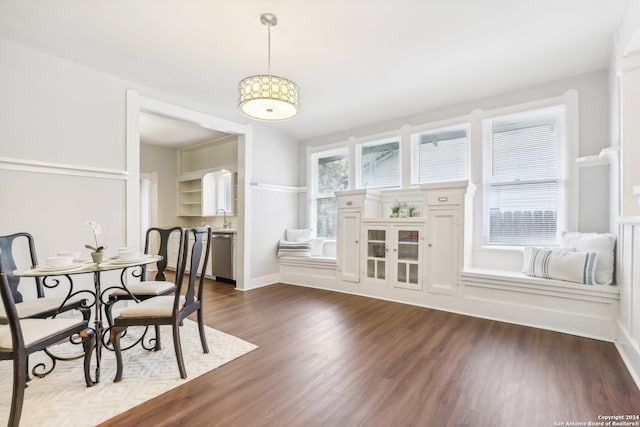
xmin=101 ymin=247 xmax=156 ymax=266
xmin=21 ymin=251 xmax=91 ymax=275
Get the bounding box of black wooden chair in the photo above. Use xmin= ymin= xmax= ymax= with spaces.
xmin=110 ymin=226 xmax=211 ymax=380
xmin=105 ymin=226 xmax=185 ymax=350
xmin=0 ymin=232 xmax=89 ymax=324
xmin=0 ymin=248 xmax=95 ymax=427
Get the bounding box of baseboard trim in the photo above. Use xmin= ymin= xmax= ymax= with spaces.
xmin=616 ymin=322 xmax=640 ymax=390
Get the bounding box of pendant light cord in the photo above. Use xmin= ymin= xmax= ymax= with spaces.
xmin=267 ymin=21 xmax=272 ymax=76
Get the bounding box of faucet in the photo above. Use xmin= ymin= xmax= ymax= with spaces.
xmin=216 ymin=209 xmax=231 ymax=229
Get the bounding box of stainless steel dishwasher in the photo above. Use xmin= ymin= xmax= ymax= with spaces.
xmin=211 ymin=232 xmax=235 ymax=282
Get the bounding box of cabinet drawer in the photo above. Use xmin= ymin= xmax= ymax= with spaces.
xmin=426 ymin=190 xmax=462 ymax=206
xmin=338 ymin=197 xmax=363 ymax=209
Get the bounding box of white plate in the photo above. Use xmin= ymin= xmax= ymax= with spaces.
xmin=30 ymin=263 xmax=88 ymax=274
xmin=105 ymin=255 xmax=153 ymax=265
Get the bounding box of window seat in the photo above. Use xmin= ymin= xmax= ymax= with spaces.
xmin=459 ymin=268 xmax=619 ymax=341
xmin=461 ymin=268 xmax=619 ymax=299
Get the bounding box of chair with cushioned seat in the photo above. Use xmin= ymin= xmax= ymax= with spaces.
xmin=0 ymin=248 xmax=95 ymax=427
xmin=105 ymin=226 xmax=184 ymax=351
xmin=0 ymin=232 xmax=90 ymax=324
xmin=110 ymin=226 xmax=211 ymax=380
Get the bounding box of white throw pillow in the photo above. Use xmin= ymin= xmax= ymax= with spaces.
xmin=307 ymin=238 xmax=325 ymax=257
xmin=285 ymin=228 xmax=313 ymax=242
xmin=524 ymin=247 xmax=598 ymax=285
xmin=521 ymin=246 xmax=573 ymax=273
xmin=560 ymin=232 xmax=616 ymax=285
xmin=277 ymin=240 xmax=312 ymax=257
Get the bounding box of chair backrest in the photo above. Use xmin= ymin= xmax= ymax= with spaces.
xmin=143 ymin=227 xmax=185 ymax=283
xmin=0 ymin=248 xmax=26 ymax=352
xmin=174 ymin=226 xmax=211 ymax=314
xmin=0 ymin=233 xmax=42 ymax=304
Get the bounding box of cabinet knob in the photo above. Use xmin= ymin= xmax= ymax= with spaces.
xmin=428 ymin=243 xmax=433 ymax=247
xmin=355 ymin=240 xmax=359 ymax=244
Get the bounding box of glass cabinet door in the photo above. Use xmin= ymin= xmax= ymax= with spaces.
xmin=396 ymin=229 xmax=420 ymax=287
xmin=366 ymin=229 xmax=387 ymax=281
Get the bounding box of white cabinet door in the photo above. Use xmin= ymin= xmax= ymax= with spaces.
xmin=426 ymin=208 xmax=460 ymax=295
xmin=365 ymin=225 xmax=389 ymax=285
xmin=338 ymin=211 xmax=361 ymax=282
xmin=392 ymin=226 xmax=423 ymax=290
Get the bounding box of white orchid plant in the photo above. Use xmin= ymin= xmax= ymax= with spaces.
xmin=85 ymin=220 xmax=105 ymax=253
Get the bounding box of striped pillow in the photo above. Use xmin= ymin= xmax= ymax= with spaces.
xmin=277 ymin=240 xmax=312 ymax=257
xmin=524 ymin=247 xmax=597 ymax=285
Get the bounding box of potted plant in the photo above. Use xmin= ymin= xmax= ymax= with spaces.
xmin=390 ymin=201 xmax=402 ymax=218
xmin=85 ymin=220 xmax=105 ymax=264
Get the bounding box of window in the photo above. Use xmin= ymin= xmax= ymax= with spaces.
xmin=358 ymin=138 xmax=400 ymax=189
xmin=483 ymin=106 xmax=566 ymax=246
xmin=411 ymin=126 xmax=469 ymax=184
xmin=313 ymin=149 xmax=349 ymax=238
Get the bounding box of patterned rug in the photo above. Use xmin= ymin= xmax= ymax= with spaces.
xmin=0 ymin=320 xmax=257 ymax=426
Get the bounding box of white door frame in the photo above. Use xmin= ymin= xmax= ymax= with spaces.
xmin=125 ymin=90 xmax=252 ymax=289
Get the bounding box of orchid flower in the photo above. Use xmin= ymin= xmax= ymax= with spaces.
xmin=85 ymin=220 xmax=105 ymax=252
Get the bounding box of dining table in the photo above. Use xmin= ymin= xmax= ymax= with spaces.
xmin=15 ymin=254 xmax=163 ymax=384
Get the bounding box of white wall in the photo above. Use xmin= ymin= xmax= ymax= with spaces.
xmin=299 ymin=69 xmax=611 ymax=236
xmin=0 ymin=38 xmax=129 ymax=269
xmin=612 ymin=2 xmax=640 ymax=387
xmin=0 ymin=37 xmax=266 ymax=292
xmin=140 ymin=144 xmax=179 ymax=227
xmin=247 ymin=125 xmax=299 ymax=288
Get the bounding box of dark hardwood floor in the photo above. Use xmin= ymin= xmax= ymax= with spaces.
xmin=99 ymin=279 xmax=640 ymax=427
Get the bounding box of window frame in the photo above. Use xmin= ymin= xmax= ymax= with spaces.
xmin=355 ymin=136 xmax=402 ymax=190
xmin=410 ymin=123 xmax=470 ymax=185
xmin=479 ymin=98 xmax=576 ymax=248
xmin=309 ymin=147 xmax=349 ymax=238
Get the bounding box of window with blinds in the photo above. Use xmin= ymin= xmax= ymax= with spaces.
xmin=315 ymin=150 xmax=349 ymax=237
xmin=483 ymin=106 xmax=565 ymax=246
xmin=358 ymin=139 xmax=400 ymax=189
xmin=412 ymin=126 xmax=469 ymax=184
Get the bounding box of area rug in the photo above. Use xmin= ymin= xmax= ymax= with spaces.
xmin=0 ymin=320 xmax=257 ymax=426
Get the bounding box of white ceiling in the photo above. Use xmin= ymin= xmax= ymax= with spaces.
xmin=139 ymin=112 xmax=230 ymax=148
xmin=0 ymin=0 xmax=629 ymax=142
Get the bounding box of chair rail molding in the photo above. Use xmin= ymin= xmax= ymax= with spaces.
xmin=0 ymin=156 xmax=128 ymax=180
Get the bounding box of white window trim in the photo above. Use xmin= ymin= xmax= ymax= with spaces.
xmin=472 ymin=90 xmax=579 ymax=254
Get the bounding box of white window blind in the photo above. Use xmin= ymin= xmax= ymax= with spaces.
xmin=414 ymin=127 xmax=468 ymax=183
xmin=484 ymin=106 xmax=565 ymax=246
xmin=316 ymin=151 xmax=348 ymax=237
xmin=359 ymin=140 xmax=400 ymax=189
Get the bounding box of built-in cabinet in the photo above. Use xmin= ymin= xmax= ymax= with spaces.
xmin=335 ymin=181 xmax=467 ymax=298
xmin=364 ymin=222 xmax=424 ymax=290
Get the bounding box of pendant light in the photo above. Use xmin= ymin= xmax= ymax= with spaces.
xmin=238 ymin=13 xmax=299 ymax=121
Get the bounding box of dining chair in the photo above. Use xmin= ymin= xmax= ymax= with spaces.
xmin=0 ymin=232 xmax=90 ymax=324
xmin=105 ymin=226 xmax=185 ymax=350
xmin=0 ymin=248 xmax=95 ymax=427
xmin=110 ymin=226 xmax=211 ymax=380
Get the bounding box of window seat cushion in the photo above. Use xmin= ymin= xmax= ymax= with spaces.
xmin=462 ymin=268 xmax=618 ymax=295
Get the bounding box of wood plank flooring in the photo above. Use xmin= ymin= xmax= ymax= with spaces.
xmin=99 ymin=280 xmax=640 ymax=427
